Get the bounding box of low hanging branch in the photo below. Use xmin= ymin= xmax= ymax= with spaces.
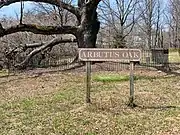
xmin=15 ymin=38 xmax=77 ymax=69
xmin=5 ymin=38 xmax=77 ymax=53
xmin=0 ymin=24 xmax=78 ymax=37
xmin=24 ymin=38 xmax=77 ymax=48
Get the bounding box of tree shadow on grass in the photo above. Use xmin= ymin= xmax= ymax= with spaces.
xmin=153 ymin=64 xmax=180 ymax=76
xmin=87 ymin=101 xmax=180 ymax=116
xmin=136 ymin=105 xmax=180 ymax=110
xmin=134 ymin=75 xmax=175 ymax=82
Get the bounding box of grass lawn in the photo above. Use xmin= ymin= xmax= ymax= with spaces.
xmin=0 ymin=69 xmax=9 ymax=77
xmin=169 ymin=50 xmax=180 ymax=63
xmin=0 ymin=70 xmax=180 ymax=135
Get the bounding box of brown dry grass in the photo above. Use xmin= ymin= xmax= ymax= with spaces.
xmin=0 ymin=69 xmax=180 ymax=135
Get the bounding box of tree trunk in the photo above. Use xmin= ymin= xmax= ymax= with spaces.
xmin=77 ymin=3 xmax=100 ymax=48
xmin=77 ymin=21 xmax=100 ymax=50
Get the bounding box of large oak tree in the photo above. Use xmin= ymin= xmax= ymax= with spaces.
xmin=0 ymin=0 xmax=101 ymax=68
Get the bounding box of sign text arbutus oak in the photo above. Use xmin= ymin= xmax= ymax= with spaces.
xmin=79 ymin=48 xmax=141 ymax=62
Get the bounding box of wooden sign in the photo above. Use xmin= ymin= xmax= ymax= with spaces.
xmin=79 ymin=48 xmax=141 ymax=106
xmin=79 ymin=48 xmax=141 ymax=62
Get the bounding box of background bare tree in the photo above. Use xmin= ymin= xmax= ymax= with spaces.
xmin=98 ymin=0 xmax=138 ymax=48
xmin=167 ymin=0 xmax=180 ymax=49
xmin=137 ymin=0 xmax=165 ymax=49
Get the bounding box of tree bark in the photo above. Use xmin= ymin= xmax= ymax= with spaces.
xmin=77 ymin=1 xmax=100 ymax=48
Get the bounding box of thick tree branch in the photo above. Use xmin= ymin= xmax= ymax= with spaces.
xmin=24 ymin=38 xmax=77 ymax=48
xmin=0 ymin=24 xmax=78 ymax=37
xmin=0 ymin=0 xmax=80 ymax=18
xmin=15 ymin=37 xmax=77 ymax=69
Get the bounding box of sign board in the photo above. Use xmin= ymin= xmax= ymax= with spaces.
xmin=79 ymin=48 xmax=141 ymax=62
xmin=79 ymin=48 xmax=141 ymax=106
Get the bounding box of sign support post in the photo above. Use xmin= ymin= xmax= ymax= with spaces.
xmin=128 ymin=61 xmax=136 ymax=107
xmin=86 ymin=61 xmax=91 ymax=103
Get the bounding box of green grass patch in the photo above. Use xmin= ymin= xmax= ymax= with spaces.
xmin=0 ymin=69 xmax=9 ymax=77
xmin=21 ymin=98 xmax=37 ymax=110
xmin=93 ymin=74 xmax=130 ymax=82
xmin=169 ymin=51 xmax=180 ymax=63
xmin=92 ymin=74 xmax=142 ymax=83
xmin=169 ymin=48 xmax=180 ymax=52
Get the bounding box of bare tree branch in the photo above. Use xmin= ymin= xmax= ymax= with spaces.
xmin=0 ymin=24 xmax=78 ymax=37
xmin=15 ymin=37 xmax=76 ymax=69
xmin=0 ymin=0 xmax=80 ymax=18
xmin=99 ymin=0 xmax=138 ymax=48
xmin=24 ymin=38 xmax=77 ymax=48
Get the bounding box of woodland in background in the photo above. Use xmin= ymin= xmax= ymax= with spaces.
xmin=0 ymin=0 xmax=180 ymax=70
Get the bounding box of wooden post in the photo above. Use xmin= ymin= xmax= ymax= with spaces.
xmin=86 ymin=61 xmax=91 ymax=103
xmin=128 ymin=61 xmax=136 ymax=107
